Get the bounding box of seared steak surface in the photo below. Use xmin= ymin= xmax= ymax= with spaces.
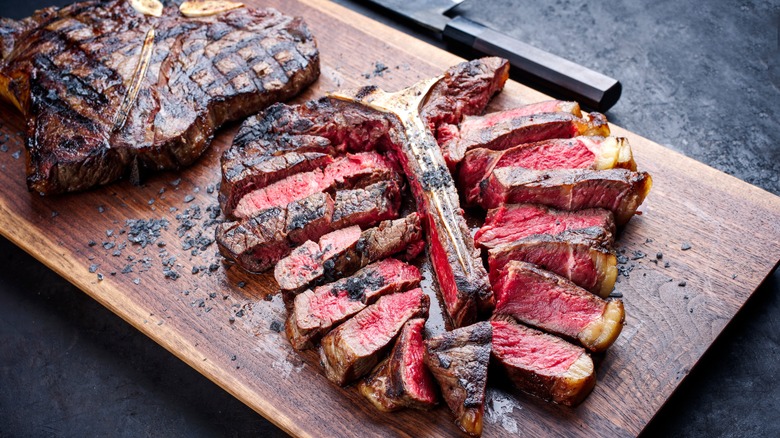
xmin=0 ymin=0 xmax=319 ymax=194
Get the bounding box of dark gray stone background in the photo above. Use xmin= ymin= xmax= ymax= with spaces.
xmin=0 ymin=0 xmax=777 ymax=436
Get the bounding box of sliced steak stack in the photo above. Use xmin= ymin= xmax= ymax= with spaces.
xmin=424 ymin=322 xmax=492 ymax=437
xmin=459 ymin=136 xmax=636 ymax=205
xmin=286 ymin=258 xmax=421 ymax=349
xmin=491 ymin=317 xmax=596 ymax=406
xmin=359 ymin=318 xmax=438 ymax=412
xmin=474 ymin=204 xmax=616 ymax=250
xmin=0 ymin=0 xmax=319 ymax=193
xmin=274 ymin=214 xmax=424 ymax=296
xmin=320 ymin=288 xmax=429 ymax=385
xmin=492 ymin=261 xmax=624 ymax=352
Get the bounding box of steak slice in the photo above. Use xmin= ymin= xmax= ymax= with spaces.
xmin=319 ymin=288 xmax=430 ymax=385
xmin=0 ymin=1 xmax=319 ymax=194
xmin=217 ymin=180 xmax=401 ymax=273
xmin=286 ymin=258 xmax=421 ymax=350
xmin=274 ymin=213 xmax=423 ymax=294
xmin=488 ymin=229 xmax=618 ymax=298
xmin=424 ymin=322 xmax=492 ymax=437
xmin=359 ymin=318 xmax=438 ymax=412
xmin=491 ymin=317 xmax=596 ymax=406
xmin=443 ymin=108 xmax=609 ymax=168
xmin=475 ymin=204 xmax=615 ymax=250
xmin=459 ymin=136 xmax=636 ymax=205
xmin=231 ymin=152 xmax=398 ymax=219
xmin=492 ymin=261 xmax=625 ymax=352
xmin=220 ymin=97 xmax=395 ymax=214
xmin=480 ymin=167 xmax=653 ymax=226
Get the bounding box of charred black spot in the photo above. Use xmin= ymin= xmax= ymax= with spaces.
xmin=336 ymin=270 xmax=384 ymax=301
xmin=355 ymin=85 xmax=379 ymax=100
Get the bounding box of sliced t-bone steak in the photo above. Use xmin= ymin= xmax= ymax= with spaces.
xmin=458 ymin=136 xmax=636 ymax=205
xmin=319 ymin=288 xmax=429 ymax=385
xmin=216 ymin=180 xmax=401 ymax=273
xmin=220 ymin=96 xmax=396 ymax=215
xmin=480 ymin=167 xmax=653 ymax=226
xmin=491 ymin=317 xmax=596 ymax=406
xmin=488 ymin=229 xmax=618 ymax=298
xmin=492 ymin=261 xmax=625 ymax=352
xmin=475 ymin=204 xmax=616 ymax=250
xmin=442 ymin=105 xmax=609 ymax=168
xmin=274 ymin=213 xmax=423 ymax=295
xmin=359 ymin=318 xmax=438 ymax=412
xmin=423 ymin=321 xmax=492 ymax=437
xmin=286 ymin=258 xmax=421 ymax=350
xmin=0 ymin=0 xmax=319 ymax=194
xmin=230 ymin=151 xmax=398 ymax=219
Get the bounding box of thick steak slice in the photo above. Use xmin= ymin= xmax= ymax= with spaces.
xmin=386 ymin=59 xmax=509 ymax=328
xmin=423 ymin=322 xmax=492 ymax=437
xmin=231 ymin=152 xmax=398 ymax=219
xmin=480 ymin=168 xmax=653 ymax=226
xmin=475 ymin=204 xmax=615 ymax=250
xmin=0 ymin=1 xmax=319 ymax=194
xmin=491 ymin=317 xmax=596 ymax=406
xmin=220 ymin=97 xmax=394 ymax=215
xmin=488 ymin=230 xmax=618 ymax=298
xmin=216 ymin=180 xmax=401 ymax=273
xmin=286 ymin=259 xmax=421 ymax=350
xmin=359 ymin=318 xmax=438 ymax=412
xmin=492 ymin=261 xmax=625 ymax=352
xmin=274 ymin=214 xmax=423 ymax=294
xmin=319 ymin=288 xmax=430 ymax=385
xmin=459 ymin=136 xmax=636 ymax=204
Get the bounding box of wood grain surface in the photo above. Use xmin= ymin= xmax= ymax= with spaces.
xmin=0 ymin=0 xmax=778 ymax=436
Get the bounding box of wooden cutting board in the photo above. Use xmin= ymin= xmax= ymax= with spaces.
xmin=1 ymin=0 xmax=778 ymax=436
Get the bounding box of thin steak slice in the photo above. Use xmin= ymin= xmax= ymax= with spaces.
xmin=492 ymin=261 xmax=625 ymax=352
xmin=231 ymin=152 xmax=398 ymax=219
xmin=383 ymin=59 xmax=509 ymax=328
xmin=0 ymin=1 xmax=319 ymax=194
xmin=220 ymin=97 xmax=395 ymax=216
xmin=286 ymin=258 xmax=421 ymax=350
xmin=359 ymin=318 xmax=438 ymax=412
xmin=459 ymin=136 xmax=636 ymax=205
xmin=475 ymin=204 xmax=615 ymax=250
xmin=480 ymin=167 xmax=653 ymax=226
xmin=488 ymin=229 xmax=618 ymax=298
xmin=443 ymin=108 xmax=609 ymax=168
xmin=424 ymin=322 xmax=492 ymax=437
xmin=491 ymin=317 xmax=595 ymax=406
xmin=274 ymin=213 xmax=423 ymax=295
xmin=216 ymin=180 xmax=401 ymax=273
xmin=319 ymin=288 xmax=430 ymax=385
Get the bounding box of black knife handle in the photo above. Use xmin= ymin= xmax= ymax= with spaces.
xmin=443 ymin=16 xmax=621 ymax=112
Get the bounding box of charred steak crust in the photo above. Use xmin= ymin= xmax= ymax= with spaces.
xmin=0 ymin=0 xmax=319 ymax=194
xmin=423 ymin=321 xmax=492 ymax=437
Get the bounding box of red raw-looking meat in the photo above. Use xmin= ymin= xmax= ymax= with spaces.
xmin=274 ymin=214 xmax=423 ymax=295
xmin=491 ymin=317 xmax=595 ymax=406
xmin=458 ymin=136 xmax=636 ymax=204
xmin=475 ymin=204 xmax=615 ymax=250
xmin=231 ymin=152 xmax=398 ymax=219
xmin=286 ymin=259 xmax=421 ymax=350
xmin=488 ymin=229 xmax=618 ymax=298
xmin=319 ymin=288 xmax=430 ymax=385
xmin=359 ymin=318 xmax=438 ymax=411
xmin=423 ymin=321 xmax=492 ymax=437
xmin=480 ymin=167 xmax=653 ymax=226
xmin=492 ymin=261 xmax=625 ymax=352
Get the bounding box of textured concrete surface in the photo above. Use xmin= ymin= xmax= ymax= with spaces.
xmin=0 ymin=0 xmax=778 ymax=436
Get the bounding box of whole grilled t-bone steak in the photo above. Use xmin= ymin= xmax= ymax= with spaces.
xmin=0 ymin=0 xmax=319 ymax=194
